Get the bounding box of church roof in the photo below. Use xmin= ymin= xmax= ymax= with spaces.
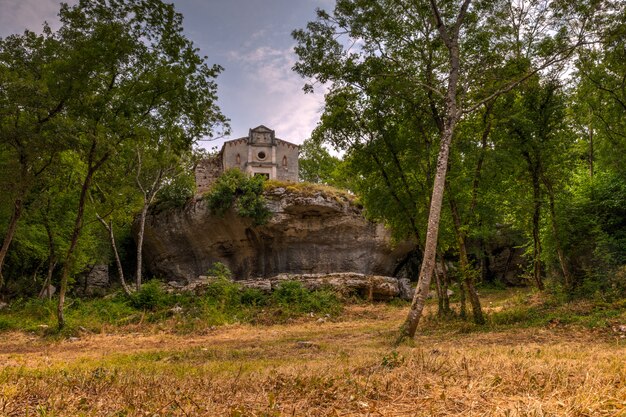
xmin=221 ymin=126 xmax=299 ymax=148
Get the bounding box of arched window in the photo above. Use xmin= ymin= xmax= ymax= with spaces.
xmin=282 ymin=155 xmax=288 ymax=166
xmin=236 ymin=153 xmax=241 ymax=164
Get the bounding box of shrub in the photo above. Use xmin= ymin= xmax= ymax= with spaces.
xmin=207 ymin=262 xmax=232 ymax=280
xmin=205 ymin=169 xmax=272 ymax=225
xmin=271 ymin=281 xmax=342 ymax=316
xmin=129 ymin=280 xmax=171 ymax=310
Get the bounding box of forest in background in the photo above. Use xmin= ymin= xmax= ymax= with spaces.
xmin=0 ymin=0 xmax=625 ymax=332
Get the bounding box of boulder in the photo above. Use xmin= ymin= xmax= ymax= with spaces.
xmin=140 ymin=186 xmax=416 ymax=283
xmin=170 ymin=272 xmax=412 ymax=301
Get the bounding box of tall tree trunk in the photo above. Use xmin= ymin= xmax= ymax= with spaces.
xmin=96 ymin=214 xmax=132 ymax=295
xmin=531 ymin=172 xmax=544 ymax=290
xmin=522 ymin=150 xmax=544 ymax=291
xmin=542 ymin=177 xmax=572 ymax=289
xmin=57 ymin=139 xmax=110 ymax=329
xmin=0 ymin=197 xmax=24 ymax=287
xmin=39 ymin=217 xmax=57 ymax=300
xmin=448 ymin=197 xmax=485 ymax=324
xmin=589 ymin=122 xmax=594 ymax=178
xmin=402 ymin=117 xmax=456 ymax=338
xmin=135 ymin=204 xmax=149 ymax=290
xmin=401 ymin=0 xmax=472 ymax=339
xmin=437 ymin=254 xmax=451 ymax=315
xmin=434 ymin=262 xmax=444 ymax=316
xmin=57 ymin=168 xmax=94 ymax=329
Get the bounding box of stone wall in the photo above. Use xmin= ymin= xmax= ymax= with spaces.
xmin=221 ymin=139 xmax=248 ymax=173
xmin=275 ymin=139 xmax=299 ymax=182
xmin=195 ymin=155 xmax=223 ymax=195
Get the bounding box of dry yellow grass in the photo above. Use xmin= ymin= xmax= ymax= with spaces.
xmin=1 ymin=304 xmax=625 ymax=416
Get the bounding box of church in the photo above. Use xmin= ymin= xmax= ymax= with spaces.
xmin=195 ymin=125 xmax=299 ymax=195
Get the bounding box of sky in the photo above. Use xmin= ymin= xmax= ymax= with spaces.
xmin=0 ymin=0 xmax=333 ymax=149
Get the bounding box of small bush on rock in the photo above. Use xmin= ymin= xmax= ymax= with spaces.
xmin=205 ymin=169 xmax=272 ymax=225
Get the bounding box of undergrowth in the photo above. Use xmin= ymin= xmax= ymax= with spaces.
xmin=0 ymin=279 xmax=343 ymax=336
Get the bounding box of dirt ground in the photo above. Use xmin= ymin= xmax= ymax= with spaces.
xmin=1 ymin=304 xmax=625 ymax=416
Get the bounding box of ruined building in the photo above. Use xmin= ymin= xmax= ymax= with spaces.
xmin=195 ymin=125 xmax=299 ymax=195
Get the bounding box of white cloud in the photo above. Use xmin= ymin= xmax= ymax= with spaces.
xmin=226 ymin=43 xmax=326 ymax=144
xmin=0 ymin=0 xmax=77 ymax=37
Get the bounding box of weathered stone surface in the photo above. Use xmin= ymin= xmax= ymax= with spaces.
xmin=169 ymin=272 xmax=411 ymax=301
xmin=141 ymin=188 xmax=416 ymax=283
xmin=75 ymin=265 xmax=110 ymax=296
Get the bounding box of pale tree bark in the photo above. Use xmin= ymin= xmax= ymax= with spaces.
xmin=96 ymin=214 xmax=133 ymax=295
xmin=401 ymin=0 xmax=471 ymax=340
xmin=134 ymin=150 xmax=165 ymax=290
xmin=436 ymin=254 xmax=451 ymax=316
xmin=39 ymin=212 xmax=57 ymax=300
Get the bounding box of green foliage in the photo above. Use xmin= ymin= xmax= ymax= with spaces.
xmin=150 ymin=172 xmax=195 ymax=213
xmin=558 ymin=170 xmax=626 ymax=298
xmin=128 ymin=280 xmax=171 ymax=311
xmin=381 ymin=350 xmax=405 ymax=369
xmin=207 ymin=262 xmax=232 ymax=280
xmin=271 ymin=281 xmax=342 ymax=316
xmin=0 ymin=278 xmax=346 ymax=335
xmin=205 ymin=169 xmax=272 ymax=225
xmin=298 ymin=137 xmax=350 ymax=189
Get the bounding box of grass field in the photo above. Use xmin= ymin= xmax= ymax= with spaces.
xmin=1 ymin=289 xmax=625 ymax=416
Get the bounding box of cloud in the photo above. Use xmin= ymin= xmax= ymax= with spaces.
xmin=226 ymin=44 xmax=326 ymax=144
xmin=0 ymin=0 xmax=77 ymax=37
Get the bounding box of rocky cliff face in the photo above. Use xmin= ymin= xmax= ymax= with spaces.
xmin=140 ymin=186 xmax=416 ymax=282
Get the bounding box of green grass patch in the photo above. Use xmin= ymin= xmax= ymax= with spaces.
xmin=0 ymin=280 xmax=344 ymax=336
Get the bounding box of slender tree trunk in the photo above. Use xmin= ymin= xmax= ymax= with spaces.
xmin=543 ymin=178 xmax=572 ymax=289
xmin=57 ymin=138 xmax=111 ymax=329
xmin=434 ymin=262 xmax=444 ymax=316
xmin=0 ymin=197 xmax=24 ymax=287
xmin=135 ymin=204 xmax=149 ymax=290
xmin=449 ymin=197 xmax=485 ymax=324
xmin=402 ymin=119 xmax=456 ymax=338
xmin=400 ymin=0 xmax=472 ymax=339
xmin=589 ymin=122 xmax=594 ymax=178
xmin=39 ymin=218 xmax=57 ymax=300
xmin=437 ymin=254 xmax=451 ymax=315
xmin=96 ymin=215 xmax=132 ymax=295
xmin=458 ymin=275 xmax=467 ymax=319
xmin=57 ymin=168 xmax=94 ymax=329
xmin=531 ymin=173 xmax=544 ymax=290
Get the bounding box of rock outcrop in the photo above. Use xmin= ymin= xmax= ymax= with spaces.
xmin=171 ymin=273 xmax=414 ymax=301
xmin=140 ymin=186 xmax=416 ymax=283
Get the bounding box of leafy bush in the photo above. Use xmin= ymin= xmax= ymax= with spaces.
xmin=271 ymin=281 xmax=342 ymax=316
xmin=205 ymin=169 xmax=272 ymax=225
xmin=207 ymin=262 xmax=232 ymax=280
xmin=129 ymin=280 xmax=171 ymax=310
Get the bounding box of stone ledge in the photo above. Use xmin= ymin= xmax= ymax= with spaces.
xmin=172 ymin=272 xmax=414 ymax=301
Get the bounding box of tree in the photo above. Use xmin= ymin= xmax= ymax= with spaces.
xmin=298 ymin=137 xmax=347 ymax=188
xmin=496 ymin=78 xmax=575 ymax=290
xmin=46 ymin=0 xmax=227 ymax=328
xmin=294 ymin=0 xmax=596 ymax=338
xmin=0 ymin=28 xmax=71 ymax=287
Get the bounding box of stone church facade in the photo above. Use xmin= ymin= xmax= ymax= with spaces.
xmin=195 ymin=125 xmax=299 ymax=195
